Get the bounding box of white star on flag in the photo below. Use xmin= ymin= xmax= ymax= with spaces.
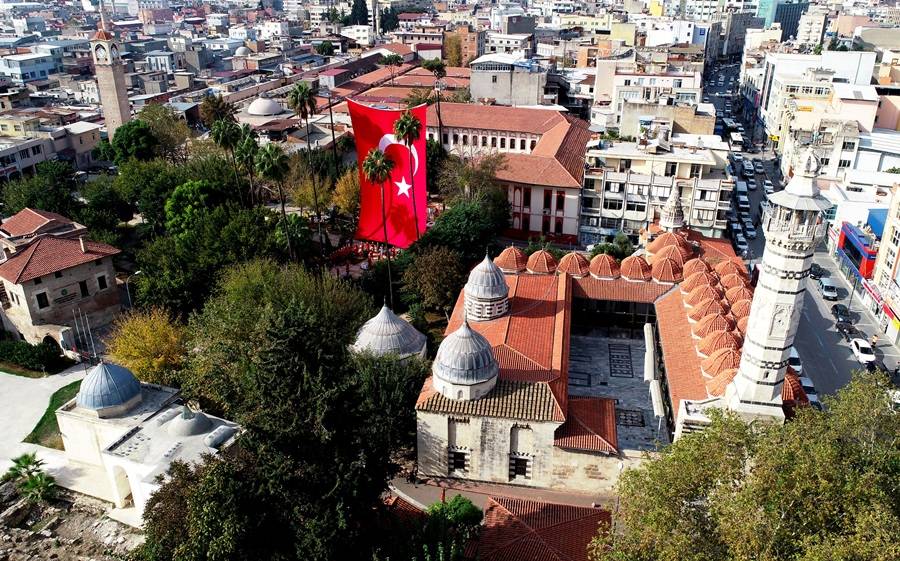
xmin=395 ymin=176 xmax=412 ymax=197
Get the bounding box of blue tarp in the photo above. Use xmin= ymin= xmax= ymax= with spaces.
xmin=867 ymin=208 xmax=887 ymax=238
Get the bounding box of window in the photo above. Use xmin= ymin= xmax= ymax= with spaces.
xmin=448 ymin=450 xmax=468 ymax=474
xmin=481 ymin=136 xmax=487 ymax=147
xmin=690 ymin=164 xmax=701 ymax=178
xmin=842 ymin=141 xmax=856 ymax=151
xmin=31 ymin=145 xmax=40 ymax=156
xmin=530 ymin=140 xmax=536 ymax=150
xmin=523 ymin=187 xmax=531 ymax=208
xmin=665 ymin=162 xmax=677 ymax=175
xmin=462 ymin=134 xmax=468 ymax=145
xmin=492 ymin=75 xmax=497 ymax=83
xmin=509 ymin=457 xmax=530 ymax=480
xmin=603 ymin=198 xmax=623 ymax=210
xmin=54 ymin=271 xmax=62 ymax=279
xmin=556 ymin=190 xmax=565 ymax=210
xmin=79 ymin=280 xmax=89 ymax=298
xmin=543 ymin=190 xmax=552 ymax=210
xmin=36 ymin=292 xmax=49 ymax=309
xmin=97 ymin=275 xmax=107 ymax=290
xmin=500 ymin=138 xmax=506 ymax=149
xmin=442 ymin=133 xmax=448 ymax=144
xmin=519 ymin=138 xmax=525 ymax=150
xmin=452 ymin=133 xmax=458 ymax=144
xmin=605 ymin=182 xmax=622 ymax=193
xmin=891 ymin=228 xmax=900 ymax=248
xmin=33 ymin=277 xmax=41 ymax=285
xmin=491 ymin=137 xmax=497 ymax=148
xmin=838 ymin=159 xmax=851 ymax=168
xmin=626 ymin=200 xmax=646 ymax=212
xmin=581 ymin=197 xmax=594 ymax=208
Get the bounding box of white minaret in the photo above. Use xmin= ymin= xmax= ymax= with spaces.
xmin=724 ymin=148 xmax=831 ymax=422
xmin=659 ymin=183 xmax=685 ymax=232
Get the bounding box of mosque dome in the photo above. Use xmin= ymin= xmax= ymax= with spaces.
xmin=715 ymin=260 xmax=747 ymax=278
xmin=692 ymin=313 xmax=735 ymax=339
xmin=685 ymin=284 xmax=724 ymax=307
xmin=589 ymin=254 xmax=620 ymax=279
xmin=526 ymin=250 xmax=557 ymax=274
xmin=620 ymin=255 xmax=651 ymax=281
xmin=76 ymin=362 xmax=142 ymax=416
xmin=681 ymin=271 xmax=719 ymax=293
xmin=651 ymin=256 xmax=683 ymax=283
xmin=495 ymin=246 xmax=527 ymax=273
xmin=701 ymin=347 xmax=742 ymax=378
xmin=720 ymin=272 xmax=749 ymax=290
xmin=682 ymin=258 xmax=712 ymax=277
xmin=557 ymin=252 xmax=590 ymax=277
xmin=167 ymin=406 xmax=212 ymax=437
xmin=730 ymin=299 xmax=753 ymax=319
xmin=698 ymin=330 xmax=742 ymax=357
xmin=736 ymin=315 xmax=749 ymax=336
xmin=689 ymin=298 xmax=729 ymax=322
xmin=725 ymin=285 xmax=754 ymax=304
xmin=464 ymin=255 xmax=510 ymax=321
xmin=235 ymin=46 xmax=251 ymax=56
xmin=432 ymin=319 xmax=499 ymax=401
xmin=247 ymin=96 xmax=285 ymax=116
xmin=351 ymin=305 xmax=427 ymax=359
xmin=652 ymin=243 xmax=691 ymax=267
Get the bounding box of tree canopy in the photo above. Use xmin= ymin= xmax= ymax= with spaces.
xmin=110 ymin=119 xmax=159 ymax=164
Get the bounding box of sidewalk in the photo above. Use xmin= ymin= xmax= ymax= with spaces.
xmin=389 ymin=476 xmax=616 ymax=511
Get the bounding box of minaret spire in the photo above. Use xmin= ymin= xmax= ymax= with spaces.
xmin=659 ymin=183 xmax=684 ymax=232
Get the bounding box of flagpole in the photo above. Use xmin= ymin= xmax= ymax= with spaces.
xmin=380 ymin=180 xmax=394 ymax=309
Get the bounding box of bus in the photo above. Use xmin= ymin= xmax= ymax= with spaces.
xmin=729 ymin=131 xmax=744 ymax=151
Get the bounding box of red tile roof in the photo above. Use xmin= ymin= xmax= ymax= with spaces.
xmin=553 ymin=397 xmax=618 ymax=454
xmin=736 ymin=315 xmax=749 ymax=335
xmin=782 ymin=368 xmax=809 ymax=418
xmin=647 ymin=231 xmax=691 ymax=254
xmin=651 ymin=243 xmax=691 ymax=266
xmin=714 ymin=260 xmax=748 ymax=278
xmin=685 ymin=284 xmax=724 ymax=306
xmin=620 ymin=256 xmax=650 ymax=281
xmin=0 ymin=237 xmax=119 ymax=284
xmin=557 ymin=252 xmax=590 ymax=278
xmin=650 ymin=256 xmax=682 ymax=283
xmin=655 ymin=290 xmax=709 ymax=409
xmin=725 ymin=285 xmax=754 ymax=304
xmin=730 ymin=299 xmax=753 ymax=319
xmin=688 ymin=298 xmax=729 ymax=322
xmin=588 ymin=254 xmax=619 ymax=279
xmin=720 ymin=272 xmax=749 ymax=290
xmin=477 ymin=496 xmax=610 ymax=561
xmin=698 ymin=330 xmax=742 ymax=357
xmin=692 ymin=313 xmax=735 ymax=338
xmin=1 ymin=208 xmax=74 ymax=238
xmin=527 ymin=250 xmax=558 ymax=274
xmin=496 ymin=246 xmax=527 ymax=273
xmin=701 ymin=347 xmax=742 ymax=378
xmin=682 ymin=258 xmax=711 ymax=277
xmin=572 ymin=276 xmax=671 ymax=303
xmin=705 ymin=368 xmax=737 ymax=397
xmin=680 ymin=271 xmax=719 ymax=293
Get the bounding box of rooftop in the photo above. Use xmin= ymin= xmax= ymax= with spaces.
xmin=0 ymin=235 xmax=119 ymax=283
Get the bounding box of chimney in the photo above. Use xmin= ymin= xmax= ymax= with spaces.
xmin=79 ymin=236 xmax=86 ymax=253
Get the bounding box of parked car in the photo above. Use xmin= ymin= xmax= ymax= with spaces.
xmin=836 ymin=321 xmax=860 ymax=342
xmin=733 ymin=233 xmax=749 ymax=254
xmin=831 ymin=303 xmax=851 ymax=323
xmin=788 ymin=346 xmax=803 ymax=375
xmin=809 ymin=263 xmax=824 ymax=280
xmin=737 ymin=195 xmax=751 ymax=213
xmin=763 ymin=180 xmax=774 ymax=194
xmin=743 ymin=222 xmax=757 ymax=239
xmin=747 ymin=178 xmax=757 ymax=191
xmin=819 ymin=278 xmax=839 ymax=300
xmin=754 ymin=161 xmax=764 ymax=174
xmin=850 ymin=338 xmax=877 ymax=364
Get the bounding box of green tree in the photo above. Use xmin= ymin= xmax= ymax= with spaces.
xmin=444 ymin=34 xmax=462 ymax=66
xmin=590 ymin=232 xmax=634 ymax=259
xmin=76 ymin=174 xmax=131 ymax=241
xmin=404 ymin=87 xmax=434 ymax=108
xmin=111 ymin=119 xmax=159 ymax=164
xmin=381 ymin=53 xmax=404 ymax=86
xmin=106 ymin=307 xmax=186 ymax=386
xmin=315 ymin=40 xmax=334 ymax=56
xmin=415 ymin=199 xmax=506 ymax=263
xmin=3 ymin=452 xmax=44 ymax=482
xmin=425 ymin=138 xmax=446 ymax=193
xmin=380 ymin=8 xmax=400 ymax=32
xmin=885 ymin=167 xmax=900 ymax=174
xmin=255 ymin=143 xmax=295 ymax=260
xmin=402 ymin=246 xmax=467 ymax=314
xmin=2 ymin=160 xmax=78 ymax=216
xmin=362 ymin=148 xmax=396 ymax=306
xmin=165 ymin=180 xmax=227 ymax=236
xmin=199 ymin=94 xmax=237 ymax=127
xmin=333 ymin=168 xmax=360 ymax=218
xmin=590 ymin=371 xmax=900 ymax=561
xmin=286 ymin=82 xmax=324 ymax=243
xmin=138 ymin=103 xmax=191 ymax=163
xmin=349 ymin=0 xmax=368 ymax=25
xmin=422 ymin=59 xmax=447 ymax=140
xmin=210 ymin=119 xmax=244 ymax=202
xmin=235 ymin=125 xmax=260 ymax=203
xmin=393 ymin=109 xmax=423 ymax=238
xmin=115 ymin=158 xmax=187 ymax=233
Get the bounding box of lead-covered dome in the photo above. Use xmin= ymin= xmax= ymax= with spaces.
xmin=167 ymin=406 xmax=213 ymax=436
xmin=464 ymin=255 xmax=509 ymax=321
xmin=352 ymin=305 xmax=427 ymax=359
xmin=76 ymin=362 xmax=142 ymax=417
xmin=432 ymin=319 xmax=499 ymax=401
xmin=235 ymin=46 xmax=251 ymax=56
xmin=247 ymin=96 xmax=285 ymax=116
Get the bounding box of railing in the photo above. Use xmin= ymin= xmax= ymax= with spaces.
xmin=762 ymin=206 xmax=826 ymax=242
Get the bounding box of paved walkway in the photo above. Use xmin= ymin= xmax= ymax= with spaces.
xmin=390 ymin=476 xmax=616 ymax=511
xmin=0 ymin=363 xmax=88 ymax=471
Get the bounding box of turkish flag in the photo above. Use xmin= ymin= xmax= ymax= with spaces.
xmin=348 ymin=99 xmax=427 ymax=249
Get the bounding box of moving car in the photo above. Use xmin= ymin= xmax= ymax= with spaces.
xmin=850 ymin=339 xmax=876 ymax=364
xmin=788 ymin=347 xmax=803 ymax=375
xmin=763 ymin=180 xmax=774 ymax=194
xmin=831 ymin=303 xmax=851 ymax=323
xmin=747 ymin=178 xmax=757 ymax=191
xmin=819 ymin=278 xmax=839 ymax=300
xmin=754 ymin=161 xmax=764 ymax=174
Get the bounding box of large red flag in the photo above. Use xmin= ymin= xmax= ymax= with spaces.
xmin=348 ymin=99 xmax=427 ymax=249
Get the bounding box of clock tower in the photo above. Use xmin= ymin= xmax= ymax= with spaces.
xmin=91 ymin=5 xmax=130 ymax=139
xmin=724 ymin=148 xmax=831 ymax=422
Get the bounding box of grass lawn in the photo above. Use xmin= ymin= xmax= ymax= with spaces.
xmin=0 ymin=361 xmax=47 ymax=378
xmin=23 ymin=380 xmax=81 ymax=450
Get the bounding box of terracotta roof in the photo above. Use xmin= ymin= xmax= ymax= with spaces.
xmin=557 ymin=252 xmax=590 ymax=277
xmin=680 ymin=271 xmax=719 ymax=293
xmin=720 ymin=273 xmax=749 ymax=290
xmin=736 ymin=315 xmax=749 ymax=335
xmin=416 ymin=376 xmax=565 ymax=422
xmin=554 ymin=397 xmax=618 ymax=454
xmin=651 ymin=256 xmax=682 ymax=283
xmin=527 ymin=250 xmax=558 ymax=274
xmin=685 ymin=284 xmax=724 ymax=306
xmin=92 ymin=29 xmax=114 ymax=41
xmin=682 ymin=258 xmax=711 ymax=277
xmin=0 ymin=237 xmax=119 ymax=284
xmin=589 ymin=254 xmax=619 ymax=279
xmin=620 ymin=256 xmax=651 ymax=281
xmin=688 ymin=298 xmax=729 ymax=322
xmin=426 ymin=103 xmax=574 ymax=136
xmin=655 ymin=290 xmax=708 ymax=411
xmin=730 ymin=299 xmax=753 ymax=319
xmin=572 ymin=277 xmax=672 ymax=303
xmin=477 ymin=496 xmax=610 ymax=561
xmin=714 ymin=260 xmax=748 ymax=278
xmin=700 ymin=347 xmax=742 ymax=378
xmin=651 ymin=243 xmax=691 ymax=266
xmin=496 ymin=246 xmax=527 ymax=273
xmin=692 ymin=313 xmax=735 ymax=338
xmin=375 ymin=42 xmax=413 ymax=56
xmin=647 ymin=231 xmax=691 ymax=256
xmin=725 ymin=285 xmax=754 ymax=304
xmin=705 ymin=368 xmax=737 ymax=397
xmin=1 ymin=208 xmax=74 ymax=238
xmin=698 ymin=330 xmax=742 ymax=357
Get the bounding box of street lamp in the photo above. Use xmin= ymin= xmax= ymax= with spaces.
xmin=434 ymin=78 xmax=445 ymax=144
xmin=125 ymin=270 xmax=142 ymax=309
xmin=319 ymin=86 xmax=340 ymax=183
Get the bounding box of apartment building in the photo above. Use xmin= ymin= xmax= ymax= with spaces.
xmin=444 ymin=24 xmax=485 ymax=65
xmin=795 ymin=5 xmax=828 ymax=48
xmin=873 ymin=185 xmax=900 ymax=345
xmin=484 ymin=32 xmax=534 ymax=57
xmin=580 ymin=127 xmax=734 ymax=244
xmin=470 ymin=54 xmax=547 ymax=106
xmin=0 ymin=53 xmax=59 ymax=85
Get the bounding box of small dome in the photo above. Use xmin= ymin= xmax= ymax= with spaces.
xmin=681 ymin=271 xmax=719 ymax=293
xmin=686 ymin=284 xmax=724 ymax=307
xmin=247 ymin=96 xmax=285 ymax=116
xmin=701 ymin=347 xmax=742 ymax=378
xmin=651 ymin=257 xmax=682 ymax=283
xmin=620 ymin=255 xmax=651 ymax=281
xmin=526 ymin=250 xmax=557 ymax=274
xmin=715 ymin=260 xmax=747 ymax=278
xmin=730 ymin=299 xmax=753 ymax=319
xmin=76 ymin=362 xmax=141 ymax=413
xmin=352 ymin=305 xmax=427 ymax=358
xmin=433 ymin=320 xmax=499 ymax=386
xmin=235 ymin=46 xmax=251 ymax=56
xmin=557 ymin=252 xmax=590 ymax=277
xmin=725 ymin=285 xmax=754 ymax=304
xmin=736 ymin=315 xmax=749 ymax=335
xmin=706 ymin=368 xmax=738 ymax=397
xmin=167 ymin=406 xmax=212 ymax=437
xmin=682 ymin=258 xmax=711 ymax=277
xmin=720 ymin=273 xmax=749 ymax=290
xmin=589 ymin=253 xmax=620 ymax=279
xmin=652 ymin=244 xmax=691 ymax=267
xmin=698 ymin=330 xmax=742 ymax=357
xmin=689 ymin=298 xmax=729 ymax=322
xmin=647 ymin=232 xmax=691 ymax=256
xmin=464 ymin=255 xmax=510 ymax=321
xmin=495 ymin=246 xmax=527 ymax=273
xmin=692 ymin=313 xmax=735 ymax=338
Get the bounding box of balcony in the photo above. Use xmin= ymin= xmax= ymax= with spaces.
xmin=762 ymin=207 xmax=827 ymax=243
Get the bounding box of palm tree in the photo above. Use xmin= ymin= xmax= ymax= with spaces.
xmin=381 ymin=53 xmax=404 ymax=86
xmin=422 ymin=59 xmax=447 ymax=143
xmin=392 ymin=110 xmax=422 ymax=239
xmin=235 ymin=124 xmax=259 ymax=203
xmin=255 ymin=143 xmax=295 ymax=260
xmin=20 ymin=472 xmax=55 ymax=504
xmin=199 ymin=94 xmax=236 ymax=127
xmin=286 ymin=83 xmax=324 ymax=239
xmin=210 ymin=119 xmax=243 ymax=203
xmin=3 ymin=452 xmax=44 ymax=483
xmin=362 ymin=148 xmax=396 ymax=307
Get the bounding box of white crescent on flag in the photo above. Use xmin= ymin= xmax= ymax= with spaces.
xmin=377 ymin=133 xmax=419 ymax=175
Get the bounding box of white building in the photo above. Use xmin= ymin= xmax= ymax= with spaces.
xmin=484 ymin=32 xmax=534 ymax=57
xmin=0 ymin=53 xmax=58 ymax=85
xmin=795 ymin=5 xmax=828 ymax=48
xmin=256 ymin=20 xmax=291 ymax=41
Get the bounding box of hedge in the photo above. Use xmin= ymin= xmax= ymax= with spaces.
xmin=0 ymin=340 xmax=72 ymax=373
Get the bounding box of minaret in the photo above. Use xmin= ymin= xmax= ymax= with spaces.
xmin=724 ymin=148 xmax=831 ymax=422
xmin=659 ymin=183 xmax=684 ymax=232
xmin=91 ymin=0 xmax=131 ymax=139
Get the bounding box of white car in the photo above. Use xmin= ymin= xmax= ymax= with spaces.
xmin=763 ymin=180 xmax=774 ymax=194
xmin=850 ymin=339 xmax=876 ymax=364
xmin=819 ymin=278 xmax=839 ymax=300
xmin=789 ymin=347 xmax=803 ymax=375
xmin=747 ymin=178 xmax=757 ymax=191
